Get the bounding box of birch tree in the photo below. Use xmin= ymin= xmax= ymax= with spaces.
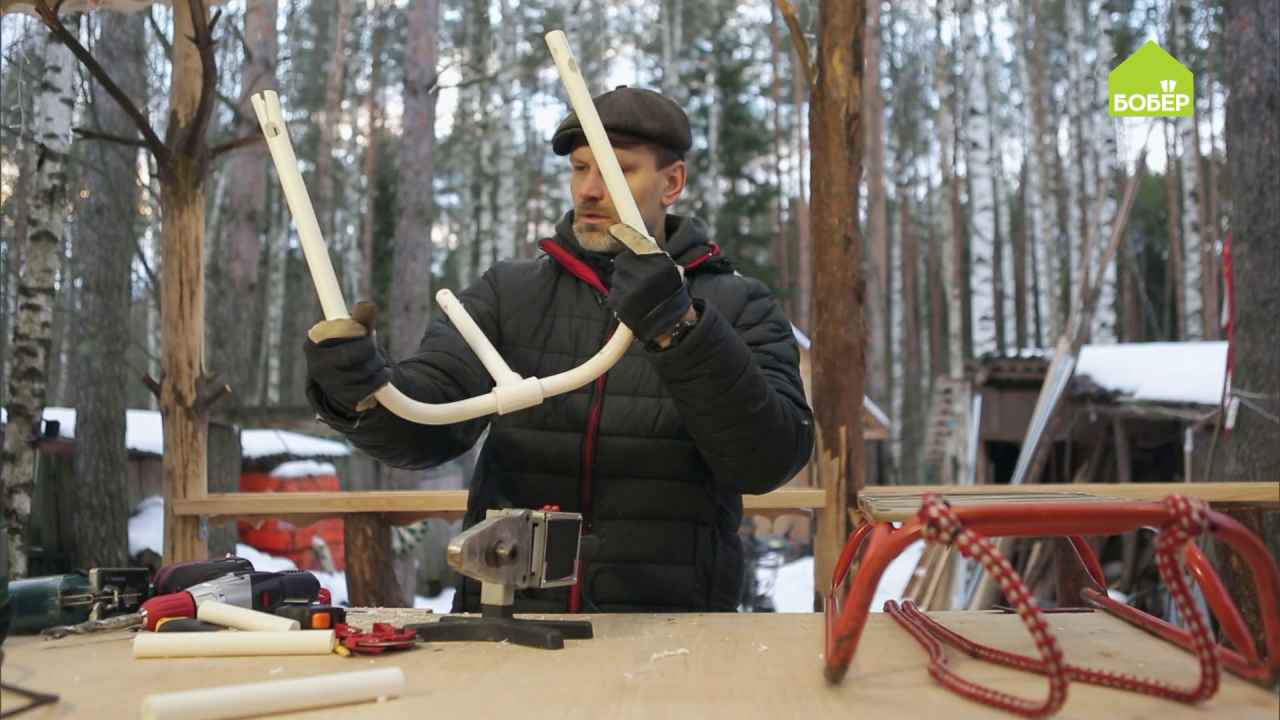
xmin=3 ymin=26 xmax=75 ymax=577
xmin=1174 ymin=0 xmax=1204 ymax=339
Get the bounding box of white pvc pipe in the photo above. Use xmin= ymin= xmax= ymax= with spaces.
xmin=250 ymin=29 xmax=647 ymax=426
xmin=141 ymin=668 xmax=405 ymax=720
xmin=133 ymin=630 xmax=336 ymax=658
xmin=436 ymin=289 xmax=520 ymax=386
xmin=196 ymin=601 xmax=299 ymax=632
xmin=250 ymin=91 xmax=349 ymax=321
xmin=544 ymin=30 xmax=659 ymax=253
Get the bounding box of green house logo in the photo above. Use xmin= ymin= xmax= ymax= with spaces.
xmin=1109 ymin=41 xmax=1194 ymax=117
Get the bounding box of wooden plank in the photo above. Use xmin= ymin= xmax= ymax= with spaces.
xmin=859 ymin=481 xmax=1280 ymax=522
xmin=172 ymin=487 xmax=826 ymax=524
xmin=3 ymin=612 xmax=1274 ymax=718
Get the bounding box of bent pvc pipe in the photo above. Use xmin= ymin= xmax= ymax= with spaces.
xmin=141 ymin=667 xmax=404 ymax=720
xmin=251 ymin=30 xmax=646 ymax=426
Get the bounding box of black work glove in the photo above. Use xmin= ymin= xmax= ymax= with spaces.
xmin=606 ymin=227 xmax=691 ymax=343
xmin=303 ymin=301 xmax=390 ymax=413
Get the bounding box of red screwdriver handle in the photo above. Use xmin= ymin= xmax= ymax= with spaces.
xmin=140 ymin=592 xmax=196 ymax=631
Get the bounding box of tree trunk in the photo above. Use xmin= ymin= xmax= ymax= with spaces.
xmin=864 ymin=0 xmax=888 ymax=414
xmin=378 ymin=0 xmax=442 ymax=574
xmin=214 ymin=0 xmax=277 ymax=408
xmin=767 ymin=1 xmax=790 ymax=316
xmin=791 ymin=42 xmax=812 ymax=334
xmin=70 ymin=11 xmax=147 ymax=570
xmin=1173 ymin=0 xmax=1204 ymax=340
xmin=900 ymin=196 xmax=923 ymax=484
xmin=934 ymin=0 xmax=964 ymax=376
xmin=316 ymin=0 xmax=353 ymax=297
xmin=344 ymin=514 xmax=403 ymax=607
xmin=961 ymin=0 xmax=998 ymax=356
xmin=1012 ymin=163 xmax=1029 ymax=349
xmin=1217 ymin=0 xmax=1280 ymax=656
xmin=1089 ymin=1 xmax=1120 ymax=343
xmin=1028 ymin=0 xmax=1060 ymax=342
xmin=160 ymin=1 xmax=212 ymax=564
xmin=809 ymin=0 xmax=866 ymax=601
xmin=359 ymin=5 xmax=385 ymax=304
xmin=390 ymin=0 xmax=440 ymax=364
xmin=1164 ymin=120 xmax=1186 ymax=339
xmin=3 ymin=30 xmax=75 ymax=578
xmin=927 ymin=206 xmax=948 ymax=379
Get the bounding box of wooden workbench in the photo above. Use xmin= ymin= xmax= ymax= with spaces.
xmin=2 ymin=611 xmax=1276 ymax=718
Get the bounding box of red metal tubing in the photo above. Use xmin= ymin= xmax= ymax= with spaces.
xmin=1067 ymin=535 xmax=1107 ymax=589
xmin=825 ymin=496 xmax=1280 ymax=690
xmin=824 ymin=521 xmax=921 ymax=684
xmin=1083 ymin=588 xmax=1267 ymax=682
xmin=1181 ymin=541 xmax=1261 ymax=665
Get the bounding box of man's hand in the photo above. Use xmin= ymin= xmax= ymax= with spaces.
xmin=606 ymin=226 xmax=692 ymax=344
xmin=303 ymin=301 xmax=390 ymax=412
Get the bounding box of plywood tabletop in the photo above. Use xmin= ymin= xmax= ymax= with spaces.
xmin=2 ymin=610 xmax=1276 ymax=719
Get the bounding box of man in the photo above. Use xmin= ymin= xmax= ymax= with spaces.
xmin=304 ymin=87 xmax=813 ymax=613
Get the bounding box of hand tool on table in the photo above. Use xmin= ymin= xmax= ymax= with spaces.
xmin=42 ymin=569 xmax=320 ymax=638
xmin=8 ymin=567 xmax=150 ymax=635
xmin=408 ymin=508 xmax=593 ymax=649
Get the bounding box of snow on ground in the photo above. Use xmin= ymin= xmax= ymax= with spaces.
xmin=269 ymin=460 xmax=339 ymax=478
xmin=764 ymin=540 xmax=924 ymax=613
xmin=1074 ymin=341 xmax=1227 ymax=406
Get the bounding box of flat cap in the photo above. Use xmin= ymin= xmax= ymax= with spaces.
xmin=552 ymin=86 xmax=692 ymax=157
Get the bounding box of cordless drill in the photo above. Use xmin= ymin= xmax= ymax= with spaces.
xmin=136 ymin=570 xmax=322 ymax=631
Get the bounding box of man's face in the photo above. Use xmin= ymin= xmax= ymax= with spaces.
xmin=569 ymin=144 xmax=685 ymax=253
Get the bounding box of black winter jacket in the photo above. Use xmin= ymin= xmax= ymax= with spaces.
xmin=306 ymin=212 xmax=814 ymax=612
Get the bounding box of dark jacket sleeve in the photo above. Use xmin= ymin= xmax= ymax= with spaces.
xmin=647 ymin=278 xmax=814 ymax=494
xmin=305 ymin=270 xmax=501 ymax=470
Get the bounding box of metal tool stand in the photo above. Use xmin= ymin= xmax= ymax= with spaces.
xmin=409 ymin=509 xmax=593 ymax=649
xmin=410 ymin=596 xmax=593 ymax=650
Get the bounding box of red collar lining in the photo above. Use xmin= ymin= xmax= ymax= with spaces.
xmin=539 ymin=239 xmax=722 ymax=294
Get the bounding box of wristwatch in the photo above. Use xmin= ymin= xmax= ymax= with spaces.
xmin=647 ymin=312 xmax=700 ymax=352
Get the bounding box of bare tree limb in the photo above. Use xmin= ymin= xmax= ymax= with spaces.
xmin=74 ymin=127 xmax=147 ymax=148
xmin=142 ymin=373 xmax=162 ymax=400
xmin=147 ymin=7 xmax=172 ymax=55
xmin=210 ymin=134 xmax=262 ymax=159
xmin=32 ymin=0 xmax=170 ymax=168
xmin=182 ymin=0 xmax=218 ymax=162
xmin=774 ymin=0 xmax=814 ymax=90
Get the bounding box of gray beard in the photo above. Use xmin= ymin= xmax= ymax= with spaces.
xmin=573 ymin=226 xmax=624 ymax=255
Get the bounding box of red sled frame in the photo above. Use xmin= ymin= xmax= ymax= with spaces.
xmin=823 ymin=494 xmax=1280 ymax=715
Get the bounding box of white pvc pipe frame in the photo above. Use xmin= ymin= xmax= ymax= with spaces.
xmin=250 ymin=30 xmax=658 ymax=425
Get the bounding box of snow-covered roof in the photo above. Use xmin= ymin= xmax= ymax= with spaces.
xmin=1073 ymin=341 xmax=1227 ymax=407
xmin=240 ymin=429 xmax=349 ymax=459
xmin=269 ymin=459 xmax=339 ymax=478
xmin=2 ymin=407 xmax=350 ymax=459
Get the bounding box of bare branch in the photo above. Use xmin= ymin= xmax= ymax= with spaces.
xmin=774 ymin=0 xmax=814 ymax=91
xmin=210 ymin=134 xmax=262 ymax=159
xmin=147 ymin=7 xmax=172 ymax=56
xmin=142 ymin=373 xmax=162 ymax=400
xmin=32 ymin=0 xmax=170 ymax=168
xmin=195 ymin=374 xmax=232 ymax=413
xmin=182 ymin=0 xmax=218 ymax=161
xmin=73 ymin=127 xmax=147 ymax=148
